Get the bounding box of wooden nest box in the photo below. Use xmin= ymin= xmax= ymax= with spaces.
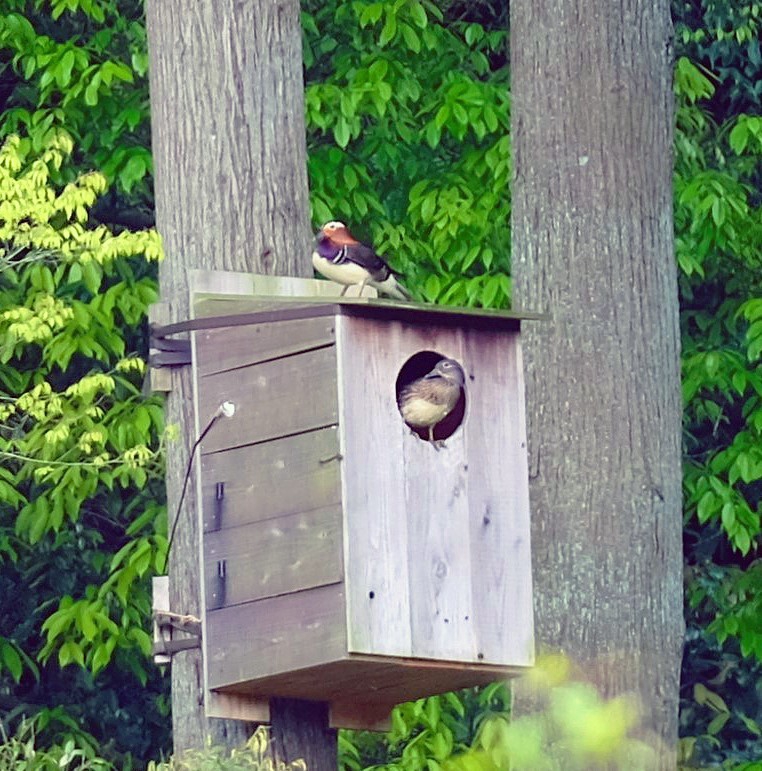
xmin=189 ymin=273 xmax=535 ymax=730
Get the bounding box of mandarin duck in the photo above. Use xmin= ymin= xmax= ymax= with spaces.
xmin=312 ymin=221 xmax=410 ymax=300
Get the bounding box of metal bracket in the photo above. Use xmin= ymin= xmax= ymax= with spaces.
xmin=152 ymin=576 xmax=201 ymax=664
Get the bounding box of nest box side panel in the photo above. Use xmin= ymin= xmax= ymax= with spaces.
xmin=194 ymin=315 xmax=347 ymax=691
xmin=200 ymin=427 xmax=341 ymax=533
xmin=195 ymin=318 xmax=338 ymax=452
xmin=203 ymin=504 xmax=343 ymax=610
xmin=336 ymin=314 xmax=533 ymax=667
xmin=205 ymin=584 xmax=347 ymax=690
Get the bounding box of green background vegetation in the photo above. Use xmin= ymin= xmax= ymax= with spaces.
xmin=0 ymin=0 xmax=761 ymax=767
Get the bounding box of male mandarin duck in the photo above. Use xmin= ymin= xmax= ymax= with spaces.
xmin=312 ymin=221 xmax=411 ymax=300
xmin=398 ymin=358 xmax=465 ymax=449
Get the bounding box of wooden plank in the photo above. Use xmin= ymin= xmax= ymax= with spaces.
xmin=204 ymin=505 xmax=343 ymax=609
xmin=206 ymin=692 xmax=270 ymax=722
xmin=188 ymin=273 xmax=541 ymax=323
xmin=213 ymin=654 xmax=525 ymax=717
xmin=200 ymin=427 xmax=341 ymax=532
xmin=465 ymin=330 xmax=535 ymax=666
xmin=197 ymin=345 xmax=338 ymax=453
xmin=336 ymin=315 xmax=412 ymax=658
xmin=195 ymin=316 xmax=336 ymax=377
xmin=190 ymin=268 xmax=257 ymax=298
xmin=152 ymin=576 xmax=171 ymax=665
xmin=402 ymin=355 xmax=476 ymax=661
xmin=329 ymin=702 xmax=392 ymax=732
xmin=191 ymin=270 xmax=377 ymax=320
xmin=390 ymin=327 xmax=476 ymax=661
xmin=206 ymin=584 xmax=347 ymax=690
xmin=339 ymin=316 xmax=478 ymax=661
xmin=148 ymin=302 xmax=172 ymax=393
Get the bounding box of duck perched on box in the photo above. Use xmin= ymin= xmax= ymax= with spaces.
xmin=312 ymin=221 xmax=410 ymax=300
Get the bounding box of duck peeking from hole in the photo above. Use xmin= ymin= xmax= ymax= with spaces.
xmin=398 ymin=357 xmax=466 ymax=450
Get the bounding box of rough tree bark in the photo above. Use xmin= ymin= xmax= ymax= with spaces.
xmin=145 ymin=1 xmax=337 ymax=766
xmin=510 ymin=0 xmax=683 ymax=765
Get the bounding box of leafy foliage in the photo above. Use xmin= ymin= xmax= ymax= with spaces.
xmin=673 ymin=43 xmax=762 ymax=769
xmin=342 ymin=656 xmax=657 ymax=771
xmin=147 ymin=726 xmax=305 ymax=771
xmin=0 ymin=0 xmax=153 ymax=227
xmin=0 ymin=132 xmax=169 ymax=765
xmin=673 ymin=0 xmax=762 ymax=118
xmin=340 ymin=685 xmax=509 ymax=770
xmin=0 ymin=718 xmax=112 ymax=770
xmin=303 ymin=0 xmax=511 ymax=308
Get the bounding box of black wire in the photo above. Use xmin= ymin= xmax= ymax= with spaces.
xmin=161 ymin=411 xmax=222 ymax=575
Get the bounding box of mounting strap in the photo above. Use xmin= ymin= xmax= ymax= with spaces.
xmin=149 ymin=303 xmax=339 ymax=370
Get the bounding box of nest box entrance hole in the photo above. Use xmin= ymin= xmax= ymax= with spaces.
xmin=395 ymin=350 xmax=467 ymax=444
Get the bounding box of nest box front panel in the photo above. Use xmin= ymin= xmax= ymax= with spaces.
xmin=336 ymin=313 xmax=533 ymax=669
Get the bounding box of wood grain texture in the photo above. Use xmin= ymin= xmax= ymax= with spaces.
xmin=200 ymin=427 xmax=341 ymax=532
xmin=215 ymin=654 xmax=521 ymax=713
xmin=464 ymin=329 xmax=534 ymax=666
xmin=329 ymin=702 xmax=392 ymax=732
xmin=195 ymin=316 xmax=335 ymax=377
xmin=190 ymin=271 xmax=338 ymax=300
xmin=204 ymin=505 xmax=343 ymax=609
xmin=337 ymin=315 xmax=533 ymax=666
xmin=511 ymin=0 xmax=681 ymax=762
xmin=206 ymin=584 xmax=346 ymax=690
xmin=148 ymin=302 xmax=172 ymax=393
xmin=152 ymin=576 xmax=171 ymax=666
xmin=205 ymin=692 xmax=270 ymax=723
xmin=197 ymin=346 xmax=338 ymax=453
xmin=336 ymin=316 xmax=412 ymax=658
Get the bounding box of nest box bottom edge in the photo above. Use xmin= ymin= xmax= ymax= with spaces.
xmin=206 ymin=654 xmax=530 ymax=731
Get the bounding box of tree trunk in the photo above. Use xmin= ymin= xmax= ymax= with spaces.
xmin=145 ymin=0 xmax=336 ymax=762
xmin=509 ymin=0 xmax=683 ymax=765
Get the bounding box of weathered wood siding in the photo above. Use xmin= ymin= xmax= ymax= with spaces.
xmin=195 ymin=316 xmax=346 ymax=691
xmin=337 ymin=314 xmax=534 ymax=667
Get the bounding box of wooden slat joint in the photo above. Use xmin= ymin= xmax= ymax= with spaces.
xmin=199 ymin=337 xmax=336 ymax=378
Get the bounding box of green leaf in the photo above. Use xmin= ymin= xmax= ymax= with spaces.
xmin=91 ymin=641 xmax=112 ymax=674
xmin=729 ymin=120 xmax=749 ymax=154
xmin=119 ymin=154 xmax=147 ymax=192
xmin=59 ymin=640 xmax=85 ymax=668
xmin=707 ymin=711 xmax=730 ymax=735
xmin=359 ymin=3 xmax=384 ymax=27
xmin=1 ymin=640 xmax=23 ymax=682
xmin=84 ymin=73 xmax=102 ymax=106
xmin=697 ymin=491 xmax=718 ymax=523
xmin=77 ymin=606 xmax=98 ymax=642
xmin=409 ymin=1 xmax=428 ymax=28
xmin=401 ymin=23 xmax=420 ymax=53
xmin=56 ymin=49 xmax=76 ymax=88
xmin=379 ymin=13 xmax=397 ymax=46
xmin=721 ymin=502 xmax=735 ymax=531
xmin=424 ymin=274 xmax=441 ymax=302
xmin=420 ymin=193 xmax=436 ymax=223
xmin=425 ymin=122 xmax=441 ymax=149
xmin=333 ymin=118 xmax=351 ymax=149
xmin=694 ymin=683 xmax=729 ymax=713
